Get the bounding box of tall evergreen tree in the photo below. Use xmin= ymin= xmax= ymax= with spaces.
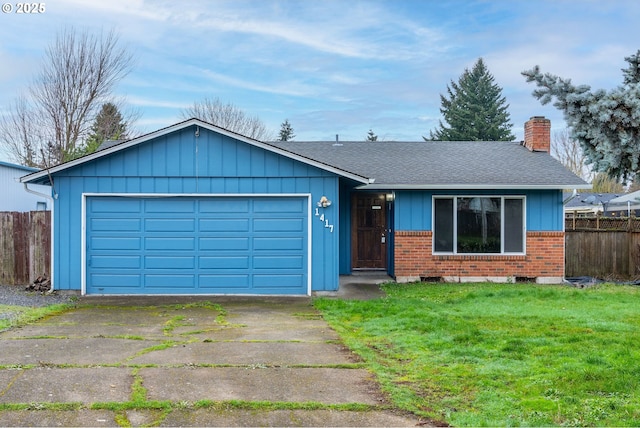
xmin=67 ymin=102 xmax=128 ymax=159
xmin=278 ymin=119 xmax=295 ymax=141
xmin=427 ymin=58 xmax=515 ymax=141
xmin=523 ymin=50 xmax=640 ymax=180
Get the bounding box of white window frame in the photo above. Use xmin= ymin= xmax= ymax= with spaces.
xmin=432 ymin=195 xmax=526 ymax=255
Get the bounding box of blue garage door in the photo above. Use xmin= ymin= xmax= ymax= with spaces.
xmin=86 ymin=196 xmax=309 ymax=295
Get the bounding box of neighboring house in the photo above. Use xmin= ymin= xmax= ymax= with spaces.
xmin=563 ymin=192 xmax=621 ymax=217
xmin=0 ymin=161 xmax=51 ymax=212
xmin=605 ymin=190 xmax=640 ymax=217
xmin=564 ymin=190 xmax=640 ymax=217
xmin=21 ymin=116 xmax=589 ymax=296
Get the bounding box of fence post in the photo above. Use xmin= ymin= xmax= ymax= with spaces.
xmin=0 ymin=213 xmax=16 ymax=285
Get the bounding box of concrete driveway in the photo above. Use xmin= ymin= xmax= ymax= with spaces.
xmin=0 ymin=294 xmax=422 ymax=427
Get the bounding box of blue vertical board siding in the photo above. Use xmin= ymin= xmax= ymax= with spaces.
xmin=394 ymin=189 xmax=564 ymax=232
xmin=50 ymin=125 xmax=341 ymax=293
xmin=395 ymin=191 xmax=432 ymax=230
xmin=338 ymin=181 xmax=353 ymax=274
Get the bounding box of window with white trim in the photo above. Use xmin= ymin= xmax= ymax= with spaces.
xmin=433 ymin=196 xmax=525 ymax=254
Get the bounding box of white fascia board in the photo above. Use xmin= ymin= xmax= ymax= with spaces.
xmin=357 ymin=183 xmax=593 ymax=191
xmin=21 ymin=118 xmax=371 ymax=185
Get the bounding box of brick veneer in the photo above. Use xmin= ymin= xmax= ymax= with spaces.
xmin=394 ymin=230 xmax=564 ymax=282
xmin=524 ymin=116 xmax=551 ymax=153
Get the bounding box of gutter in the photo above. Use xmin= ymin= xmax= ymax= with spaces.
xmin=23 ymin=183 xmax=55 ymax=292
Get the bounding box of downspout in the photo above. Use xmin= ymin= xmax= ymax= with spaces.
xmin=563 ymin=189 xmax=578 ymax=205
xmin=23 ymin=182 xmax=56 ymax=292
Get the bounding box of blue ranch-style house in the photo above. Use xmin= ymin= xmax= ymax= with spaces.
xmin=21 ymin=116 xmax=589 ymax=296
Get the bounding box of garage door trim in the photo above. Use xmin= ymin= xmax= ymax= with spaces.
xmin=81 ymin=193 xmax=312 ymax=296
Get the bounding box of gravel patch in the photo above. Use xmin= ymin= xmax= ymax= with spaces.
xmin=0 ymin=285 xmax=78 ymax=321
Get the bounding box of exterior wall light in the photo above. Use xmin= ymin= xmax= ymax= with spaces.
xmin=317 ymin=196 xmax=332 ymax=208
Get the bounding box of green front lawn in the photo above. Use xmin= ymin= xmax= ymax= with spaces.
xmin=314 ymin=282 xmax=640 ymax=426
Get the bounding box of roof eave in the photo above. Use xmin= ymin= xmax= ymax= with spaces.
xmin=357 ymin=183 xmax=593 ymax=191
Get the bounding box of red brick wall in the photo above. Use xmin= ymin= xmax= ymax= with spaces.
xmin=524 ymin=116 xmax=551 ymax=153
xmin=394 ymin=230 xmax=564 ymax=280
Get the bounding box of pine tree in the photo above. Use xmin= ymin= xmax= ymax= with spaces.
xmin=427 ymin=58 xmax=515 ymax=141
xmin=366 ymin=129 xmax=378 ymax=141
xmin=278 ymin=119 xmax=295 ymax=141
xmin=523 ymin=50 xmax=640 ymax=180
xmin=67 ymin=102 xmax=128 ymax=160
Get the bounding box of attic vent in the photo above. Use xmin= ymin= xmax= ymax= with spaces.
xmin=333 ymin=134 xmax=343 ymax=147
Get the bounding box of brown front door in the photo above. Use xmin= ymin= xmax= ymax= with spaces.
xmin=352 ymin=193 xmax=387 ymax=269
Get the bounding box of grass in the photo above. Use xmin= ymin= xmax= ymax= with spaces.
xmin=0 ymin=303 xmax=74 ymax=332
xmin=314 ymin=282 xmax=640 ymax=426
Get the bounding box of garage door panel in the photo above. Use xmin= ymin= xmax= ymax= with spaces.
xmin=254 ymin=256 xmax=304 ymax=269
xmin=145 ymin=218 xmax=195 ymax=232
xmin=91 ymin=274 xmax=141 ymax=287
xmin=253 ymin=275 xmax=304 ymax=289
xmin=200 ymin=218 xmax=250 ymax=232
xmin=92 ymin=237 xmax=141 ymax=250
xmin=145 ymin=237 xmax=195 ymax=250
xmin=145 ymin=199 xmax=195 ymax=213
xmin=200 ymin=237 xmax=249 ymax=251
xmin=145 ymin=256 xmax=195 ymax=269
xmin=199 ymin=275 xmax=250 ymax=288
xmin=199 ymin=199 xmax=249 ymax=213
xmin=200 ymin=256 xmax=250 ymax=269
xmin=254 ymin=218 xmax=304 ymax=232
xmin=86 ymin=196 xmax=308 ymax=295
xmin=254 ymin=237 xmax=303 ymax=250
xmin=145 ymin=274 xmax=196 ymax=288
xmin=91 ymin=218 xmax=141 ymax=231
xmin=91 ymin=199 xmax=141 ymax=213
xmin=254 ymin=198 xmax=304 ymax=213
xmin=92 ymin=255 xmax=141 ymax=269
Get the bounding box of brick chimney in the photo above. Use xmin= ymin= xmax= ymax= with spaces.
xmin=524 ymin=116 xmax=551 ymax=153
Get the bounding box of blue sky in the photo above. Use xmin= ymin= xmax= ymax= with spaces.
xmin=0 ymin=0 xmax=638 ymax=162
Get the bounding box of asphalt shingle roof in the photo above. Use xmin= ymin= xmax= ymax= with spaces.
xmin=270 ymin=140 xmax=589 ymax=189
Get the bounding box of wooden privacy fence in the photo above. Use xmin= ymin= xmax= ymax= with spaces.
xmin=0 ymin=211 xmax=51 ymax=285
xmin=565 ymin=218 xmax=640 ymax=279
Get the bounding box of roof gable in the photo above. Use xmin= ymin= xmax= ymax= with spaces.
xmin=20 ymin=119 xmax=370 ymax=185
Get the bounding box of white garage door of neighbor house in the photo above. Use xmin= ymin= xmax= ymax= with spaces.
xmin=85 ymin=196 xmax=309 ymax=295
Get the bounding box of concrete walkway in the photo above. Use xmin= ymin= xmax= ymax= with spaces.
xmin=0 ymin=292 xmax=424 ymax=426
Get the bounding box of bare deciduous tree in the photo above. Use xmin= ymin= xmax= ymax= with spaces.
xmin=181 ymin=97 xmax=272 ymax=140
xmin=551 ymin=128 xmax=592 ymax=181
xmin=0 ymin=27 xmax=133 ymax=167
